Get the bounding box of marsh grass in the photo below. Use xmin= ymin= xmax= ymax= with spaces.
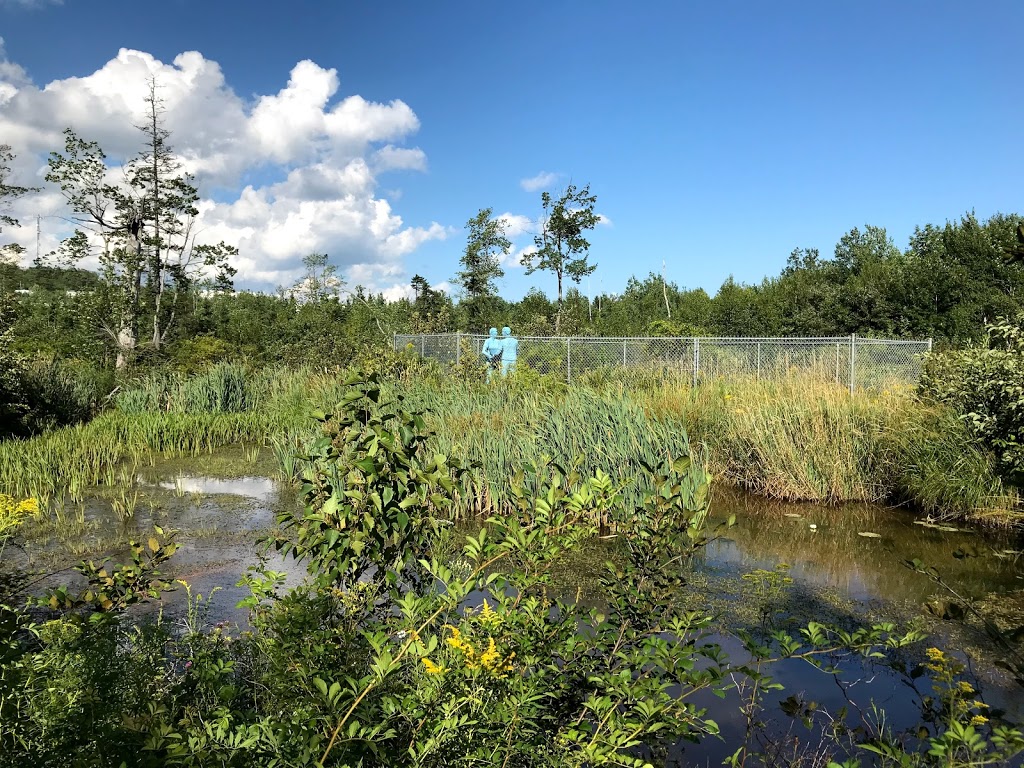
xmin=2 ymin=363 xmax=1017 ymax=529
xmin=0 ymin=412 xmax=283 ymax=507
xmin=110 ymin=487 xmax=140 ymax=523
xmin=642 ymin=373 xmax=1020 ymax=522
xmin=385 ymin=379 xmax=702 ymax=519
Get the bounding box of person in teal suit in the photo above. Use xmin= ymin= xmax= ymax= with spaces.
xmin=500 ymin=326 xmax=518 ymax=376
xmin=482 ymin=327 xmax=503 ymax=382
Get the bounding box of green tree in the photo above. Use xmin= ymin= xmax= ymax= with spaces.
xmin=762 ymin=248 xmax=844 ymax=335
xmin=409 ymin=274 xmax=452 ymax=332
xmin=291 ymin=252 xmax=343 ymax=303
xmin=711 ymin=276 xmax=764 ymax=335
xmin=455 ymin=208 xmax=508 ymax=330
xmin=45 ymin=128 xmax=141 ymax=366
xmin=46 ymin=104 xmax=237 ymax=366
xmin=524 ymin=183 xmax=599 ymax=333
xmin=0 ymin=145 xmax=38 ymax=263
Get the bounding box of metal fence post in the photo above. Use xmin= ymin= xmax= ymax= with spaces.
xmin=566 ymin=337 xmax=572 ymax=383
xmin=692 ymin=338 xmax=700 ymax=388
xmin=849 ymin=333 xmax=856 ymax=395
xmin=927 ymin=337 xmax=933 ymax=353
xmin=623 ymin=339 xmax=627 ymax=366
xmin=455 ymin=332 xmax=461 ymax=365
xmin=392 ymin=332 xmax=397 ymax=352
xmin=420 ymin=334 xmax=425 ymax=359
xmin=756 ymin=342 xmax=761 ymax=380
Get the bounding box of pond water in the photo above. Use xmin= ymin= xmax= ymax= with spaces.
xmin=9 ymin=449 xmax=1024 ymax=765
xmin=706 ymin=486 xmax=1023 ymax=603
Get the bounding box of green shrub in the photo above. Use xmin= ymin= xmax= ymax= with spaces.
xmin=20 ymin=358 xmax=109 ymax=431
xmin=921 ymin=314 xmax=1024 ymax=482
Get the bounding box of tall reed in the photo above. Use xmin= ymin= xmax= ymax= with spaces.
xmin=642 ymin=373 xmax=1019 ymax=522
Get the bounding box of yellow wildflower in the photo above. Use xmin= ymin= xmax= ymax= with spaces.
xmin=957 ymin=681 xmax=975 ymax=695
xmin=925 ymin=647 xmax=945 ymax=662
xmin=478 ymin=599 xmax=502 ymax=630
xmin=16 ymin=498 xmax=39 ymax=516
xmin=0 ymin=495 xmax=40 ymax=538
xmin=970 ymin=715 xmax=989 ymax=726
xmin=971 ymin=700 xmax=989 ymax=710
xmin=446 ymin=625 xmax=478 ymax=668
xmin=479 ymin=637 xmax=500 ymax=671
xmin=421 ymin=658 xmax=446 ymax=675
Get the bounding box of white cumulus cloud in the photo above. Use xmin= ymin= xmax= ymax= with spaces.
xmin=504 ymin=243 xmax=538 ymax=268
xmin=520 ymin=171 xmax=559 ymax=192
xmin=0 ymin=46 xmax=443 ymax=292
xmin=373 ymin=145 xmax=427 ymax=173
xmin=497 ymin=212 xmax=534 ymax=240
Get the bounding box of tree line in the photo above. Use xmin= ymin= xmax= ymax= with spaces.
xmin=421 ymin=209 xmax=1024 ymax=345
xmin=3 ymin=81 xmax=1024 ymax=379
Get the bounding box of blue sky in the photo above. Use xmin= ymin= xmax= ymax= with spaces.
xmin=1 ymin=0 xmax=1022 ymax=301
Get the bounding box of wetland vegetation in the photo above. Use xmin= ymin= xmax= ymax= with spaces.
xmin=4 ymin=133 xmax=1024 ymax=762
xmin=1 ymin=366 xmax=1023 ymax=767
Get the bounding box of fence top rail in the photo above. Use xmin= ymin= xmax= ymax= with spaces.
xmin=395 ymin=333 xmax=931 ymax=345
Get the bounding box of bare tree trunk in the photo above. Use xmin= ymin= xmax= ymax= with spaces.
xmin=153 ymin=280 xmax=162 ymax=349
xmin=555 ymin=271 xmax=563 ymax=335
xmin=662 ymin=260 xmax=672 ymax=320
xmin=116 ymin=325 xmax=134 ymax=369
xmin=116 ymin=228 xmax=143 ymax=369
xmin=145 ymin=78 xmax=164 ymax=350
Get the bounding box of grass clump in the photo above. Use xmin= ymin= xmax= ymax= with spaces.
xmin=642 ymin=373 xmax=1019 ymax=522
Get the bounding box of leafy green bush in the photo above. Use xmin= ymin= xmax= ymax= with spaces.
xmin=20 ymin=358 xmax=109 ymax=431
xmin=0 ymin=329 xmax=29 ymax=438
xmin=921 ymin=315 xmax=1024 ymax=482
xmin=0 ymin=292 xmax=105 ymax=438
xmin=168 ymin=333 xmax=232 ymax=373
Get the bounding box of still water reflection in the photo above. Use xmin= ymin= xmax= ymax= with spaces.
xmin=706 ymin=486 xmax=1022 ymax=603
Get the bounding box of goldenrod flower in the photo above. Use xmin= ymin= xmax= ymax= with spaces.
xmin=16 ymin=498 xmax=39 ymax=516
xmin=478 ymin=599 xmax=502 ymax=629
xmin=958 ymin=681 xmax=975 ymax=695
xmin=421 ymin=658 xmax=446 ymax=675
xmin=446 ymin=625 xmax=477 ymax=667
xmin=0 ymin=495 xmax=40 ymax=538
xmin=479 ymin=637 xmax=500 ymax=671
xmin=970 ymin=715 xmax=989 ymax=726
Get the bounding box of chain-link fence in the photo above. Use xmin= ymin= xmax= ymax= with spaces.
xmin=394 ymin=333 xmax=933 ymax=391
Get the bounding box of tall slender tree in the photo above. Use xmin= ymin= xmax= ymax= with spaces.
xmin=524 ymin=183 xmax=599 ymax=333
xmin=130 ymin=78 xmax=203 ymax=349
xmin=46 ymin=82 xmax=237 ymax=367
xmin=455 ymin=207 xmax=508 ymax=330
xmin=46 ymin=129 xmax=144 ymax=366
xmin=291 ymin=252 xmax=343 ymax=303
